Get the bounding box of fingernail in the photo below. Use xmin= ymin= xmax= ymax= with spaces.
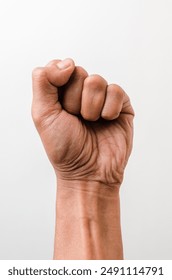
xmin=57 ymin=58 xmax=72 ymax=70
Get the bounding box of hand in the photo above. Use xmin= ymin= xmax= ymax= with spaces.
xmin=32 ymin=58 xmax=134 ymax=259
xmin=32 ymin=58 xmax=134 ymax=187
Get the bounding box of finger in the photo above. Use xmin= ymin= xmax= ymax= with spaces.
xmin=62 ymin=66 xmax=88 ymax=114
xmin=101 ymin=84 xmax=124 ymax=120
xmin=81 ymin=75 xmax=107 ymax=121
xmin=32 ymin=58 xmax=75 ymax=106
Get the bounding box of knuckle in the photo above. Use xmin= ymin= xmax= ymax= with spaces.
xmin=74 ymin=66 xmax=88 ymax=80
xmin=108 ymin=84 xmax=124 ymax=100
xmin=76 ymin=66 xmax=88 ymax=75
xmin=32 ymin=67 xmax=46 ymax=80
xmin=84 ymin=74 xmax=107 ymax=90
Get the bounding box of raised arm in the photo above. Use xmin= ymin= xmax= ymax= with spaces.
xmin=32 ymin=58 xmax=134 ymax=259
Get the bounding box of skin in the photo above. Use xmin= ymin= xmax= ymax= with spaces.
xmin=32 ymin=58 xmax=134 ymax=259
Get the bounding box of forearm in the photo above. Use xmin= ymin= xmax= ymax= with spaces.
xmin=53 ymin=180 xmax=123 ymax=260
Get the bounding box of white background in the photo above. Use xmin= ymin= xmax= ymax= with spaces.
xmin=0 ymin=0 xmax=172 ymax=259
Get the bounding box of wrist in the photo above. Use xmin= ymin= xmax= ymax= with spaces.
xmin=57 ymin=178 xmax=120 ymax=197
xmin=54 ymin=179 xmax=123 ymax=259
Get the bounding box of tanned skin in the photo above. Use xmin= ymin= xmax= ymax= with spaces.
xmin=32 ymin=58 xmax=134 ymax=259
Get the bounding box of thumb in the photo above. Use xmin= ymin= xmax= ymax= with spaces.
xmin=32 ymin=58 xmax=75 ymax=122
xmin=45 ymin=58 xmax=75 ymax=87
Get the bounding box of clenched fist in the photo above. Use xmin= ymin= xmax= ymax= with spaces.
xmin=32 ymin=58 xmax=134 ymax=186
xmin=32 ymin=58 xmax=134 ymax=259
